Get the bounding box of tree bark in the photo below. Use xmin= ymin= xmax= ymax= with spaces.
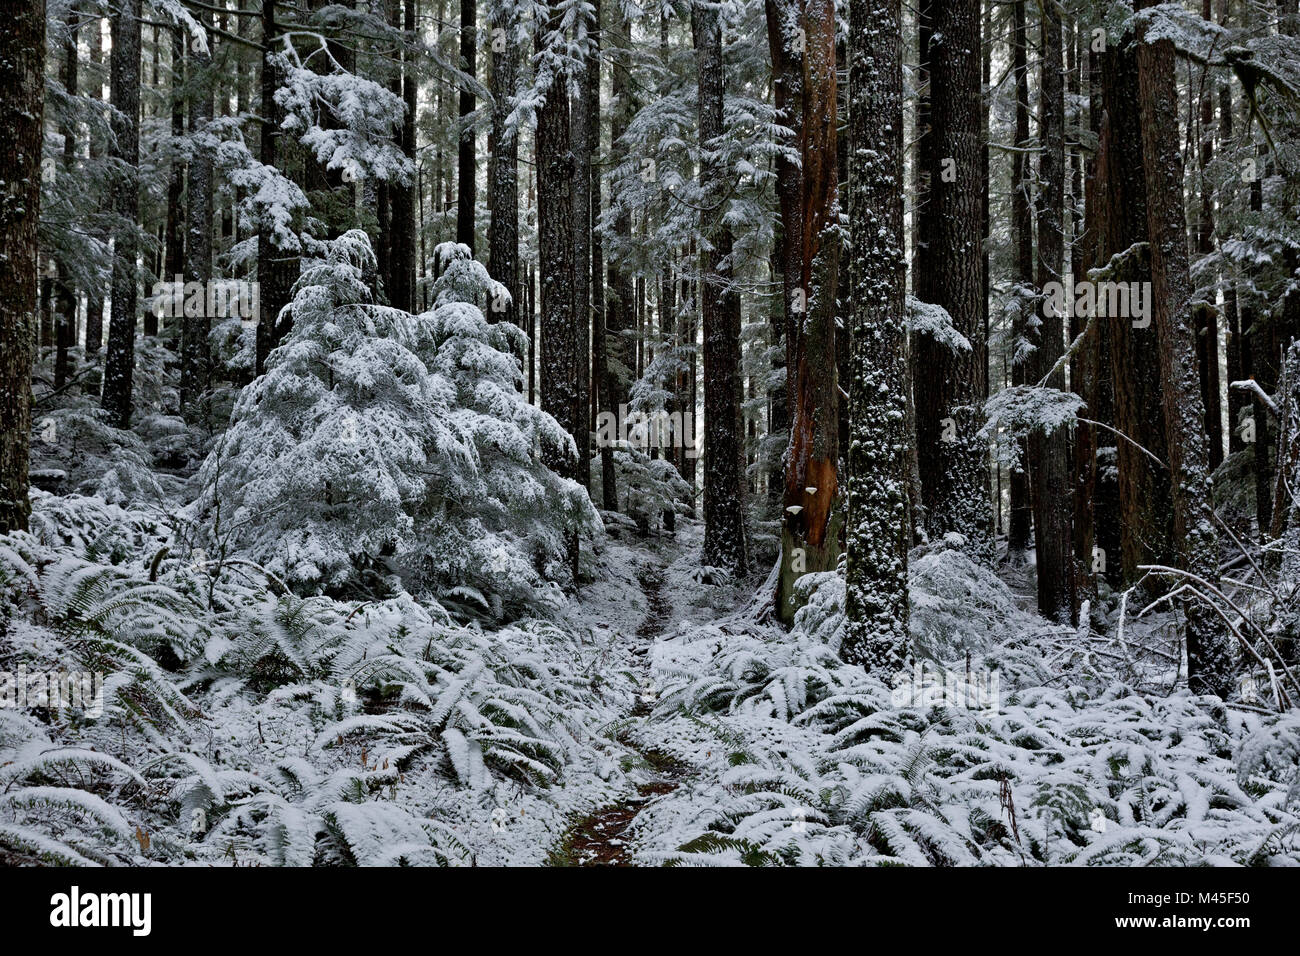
xmin=1136 ymin=7 xmax=1235 ymax=697
xmin=769 ymin=0 xmax=840 ymax=618
xmin=257 ymin=0 xmax=300 ymax=376
xmin=0 ymin=0 xmax=44 ymax=533
xmin=181 ymin=13 xmax=214 ymax=417
xmin=842 ymin=0 xmax=908 ymax=673
xmin=101 ymin=0 xmax=143 ymax=429
xmin=695 ymin=2 xmax=749 ymax=576
xmin=456 ymin=0 xmax=477 ymax=252
xmin=1007 ymin=0 xmax=1033 ymax=563
xmin=536 ymin=14 xmax=579 ymax=481
xmin=912 ymin=0 xmax=991 ymax=563
xmin=1028 ymin=1 xmax=1076 ymax=622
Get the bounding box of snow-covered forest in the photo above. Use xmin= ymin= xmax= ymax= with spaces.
xmin=1 ymin=0 xmax=1300 ymax=871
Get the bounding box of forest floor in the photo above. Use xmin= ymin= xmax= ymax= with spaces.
xmin=546 ymin=519 xmax=753 ymax=865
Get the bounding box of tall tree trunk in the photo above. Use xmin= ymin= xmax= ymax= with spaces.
xmin=694 ymin=1 xmax=749 ymax=575
xmin=164 ymin=27 xmax=186 ymax=319
xmin=487 ymin=0 xmax=519 ymax=334
xmin=586 ymin=0 xmax=616 ymax=510
xmin=1007 ymin=0 xmax=1033 ymax=564
xmin=843 ymin=0 xmax=908 ymax=672
xmin=55 ymin=13 xmax=79 ymax=389
xmin=0 ymin=0 xmax=44 ymax=533
xmin=912 ymin=0 xmax=991 ymax=563
xmin=1099 ymin=25 xmax=1175 ymax=586
xmin=456 ymin=0 xmax=476 ymax=252
xmin=570 ymin=10 xmax=592 ymax=491
xmin=101 ymin=0 xmax=143 ymax=429
xmin=257 ymin=0 xmax=300 ymax=376
xmin=1028 ymin=1 xmax=1075 ymax=622
xmin=536 ymin=15 xmax=579 ymax=480
xmin=1136 ymin=6 xmax=1235 ymax=698
xmin=181 ymin=13 xmax=214 ymax=417
xmin=391 ymin=0 xmax=418 ymax=312
xmin=603 ymin=8 xmax=635 ymax=509
xmin=770 ymin=0 xmax=840 ymax=618
xmin=1196 ymin=0 xmax=1223 ymax=472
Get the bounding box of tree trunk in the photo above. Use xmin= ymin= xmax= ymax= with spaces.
xmin=456 ymin=0 xmax=476 ymax=252
xmin=101 ymin=0 xmax=143 ymax=429
xmin=1028 ymin=1 xmax=1076 ymax=623
xmin=1007 ymin=0 xmax=1033 ymax=564
xmin=391 ymin=0 xmax=418 ymax=312
xmin=695 ymin=2 xmax=749 ymax=576
xmin=912 ymin=0 xmax=991 ymax=563
xmin=1136 ymin=8 xmax=1235 ymax=698
xmin=570 ymin=10 xmax=593 ymax=490
xmin=1099 ymin=26 xmax=1175 ymax=586
xmin=769 ymin=0 xmax=840 ymax=618
xmin=536 ymin=15 xmax=579 ymax=481
xmin=0 ymin=0 xmax=44 ymax=533
xmin=181 ymin=13 xmax=214 ymax=417
xmin=257 ymin=0 xmax=300 ymax=376
xmin=487 ymin=0 xmax=519 ymax=334
xmin=842 ymin=0 xmax=908 ymax=673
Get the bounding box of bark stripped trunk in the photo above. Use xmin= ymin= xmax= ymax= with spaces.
xmin=101 ymin=0 xmax=143 ymax=429
xmin=1136 ymin=7 xmax=1235 ymax=698
xmin=0 ymin=0 xmax=44 ymax=533
xmin=695 ymin=1 xmax=749 ymax=576
xmin=842 ymin=0 xmax=908 ymax=673
xmin=769 ymin=0 xmax=840 ymax=619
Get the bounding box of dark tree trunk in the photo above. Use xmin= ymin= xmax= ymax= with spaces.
xmin=536 ymin=16 xmax=579 ymax=481
xmin=487 ymin=0 xmax=519 ymax=333
xmin=1136 ymin=8 xmax=1235 ymax=698
xmin=181 ymin=12 xmax=214 ymax=417
xmin=164 ymin=27 xmax=186 ymax=316
xmin=55 ymin=14 xmax=78 ymax=388
xmin=0 ymin=0 xmax=44 ymax=533
xmin=912 ymin=0 xmax=991 ymax=563
xmin=695 ymin=1 xmax=748 ymax=576
xmin=585 ymin=0 xmax=616 ymax=510
xmin=391 ymin=0 xmax=418 ymax=312
xmin=257 ymin=0 xmax=300 ymax=376
xmin=570 ymin=8 xmax=592 ymax=491
xmin=1007 ymin=0 xmax=1033 ymax=563
xmin=1099 ymin=27 xmax=1175 ymax=585
xmin=842 ymin=0 xmax=908 ymax=673
xmin=1028 ymin=1 xmax=1076 ymax=623
xmin=456 ymin=0 xmax=476 ymax=252
xmin=101 ymin=0 xmax=143 ymax=429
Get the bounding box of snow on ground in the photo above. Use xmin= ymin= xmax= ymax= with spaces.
xmin=2 ymin=494 xmax=1299 ymax=866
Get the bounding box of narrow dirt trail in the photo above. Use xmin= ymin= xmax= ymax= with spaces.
xmin=550 ymin=559 xmax=688 ymax=866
